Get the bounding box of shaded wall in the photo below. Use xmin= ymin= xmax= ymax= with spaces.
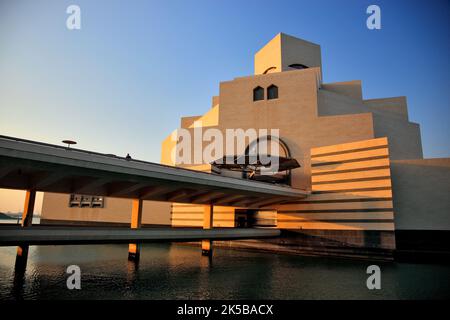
xmin=391 ymin=158 xmax=450 ymax=230
xmin=41 ymin=192 xmax=171 ymax=226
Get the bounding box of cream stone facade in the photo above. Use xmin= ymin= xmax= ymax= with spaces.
xmin=41 ymin=33 xmax=450 ymax=258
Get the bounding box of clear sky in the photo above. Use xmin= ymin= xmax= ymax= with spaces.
xmin=0 ymin=0 xmax=449 ymax=213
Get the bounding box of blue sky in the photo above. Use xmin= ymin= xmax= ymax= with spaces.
xmin=0 ymin=0 xmax=449 ymax=212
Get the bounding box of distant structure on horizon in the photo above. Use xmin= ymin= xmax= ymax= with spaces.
xmin=41 ymin=33 xmax=450 ymax=259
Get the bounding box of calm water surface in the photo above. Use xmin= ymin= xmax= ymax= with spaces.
xmin=0 ymin=243 xmax=449 ymax=299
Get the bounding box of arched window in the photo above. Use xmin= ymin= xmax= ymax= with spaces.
xmin=253 ymin=86 xmax=264 ymax=101
xmin=246 ymin=135 xmax=289 ymax=159
xmin=288 ymin=63 xmax=308 ymax=70
xmin=244 ymin=135 xmax=296 ymax=186
xmin=267 ymin=85 xmax=278 ymax=100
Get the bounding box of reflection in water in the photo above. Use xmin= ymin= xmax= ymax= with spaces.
xmin=0 ymin=243 xmax=449 ymax=300
xmin=124 ymin=259 xmax=139 ymax=299
xmin=11 ymin=245 xmax=28 ymax=300
xmin=198 ymin=253 xmax=213 ymax=299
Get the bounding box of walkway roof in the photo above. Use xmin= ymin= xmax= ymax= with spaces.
xmin=0 ymin=135 xmax=308 ymax=208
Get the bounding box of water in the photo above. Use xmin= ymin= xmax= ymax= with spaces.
xmin=0 ymin=243 xmax=449 ymax=300
xmin=0 ymin=217 xmax=41 ymax=225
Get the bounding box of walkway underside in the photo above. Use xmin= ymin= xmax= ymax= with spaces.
xmin=0 ymin=135 xmax=307 ymax=208
xmin=0 ymin=226 xmax=280 ymax=246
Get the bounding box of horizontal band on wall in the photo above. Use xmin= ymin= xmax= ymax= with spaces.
xmin=172 ymin=212 xmax=234 ymax=215
xmin=171 ymin=213 xmax=234 ymax=219
xmin=172 ymin=204 xmax=211 ymax=208
xmin=305 ymin=189 xmax=393 ymax=201
xmin=172 ymin=204 xmax=232 ymax=208
xmin=171 ymin=210 xmax=234 ymax=214
xmin=282 ymin=197 xmax=393 ymax=204
xmin=313 ymin=179 xmax=391 ymax=192
xmin=312 ymin=147 xmax=389 ymax=165
xmin=313 ymin=176 xmax=391 ymax=185
xmin=278 ymin=212 xmax=393 ymax=221
xmin=276 ymin=222 xmax=395 ymax=231
xmin=172 ymin=222 xmax=235 ymax=227
xmin=311 ymin=145 xmax=389 ymax=158
xmin=311 ymin=165 xmax=391 ymax=176
xmin=171 ymin=218 xmax=234 ymax=222
xmin=312 ymin=158 xmax=391 ymax=174
xmin=311 ymin=137 xmax=388 ymax=157
xmin=172 ymin=205 xmax=234 ymax=212
xmin=313 ymin=187 xmax=391 ymax=194
xmin=311 ymin=155 xmax=389 ymax=167
xmin=278 ymin=208 xmax=393 ymax=213
xmin=312 ymin=168 xmax=391 ymax=182
xmin=277 ymin=219 xmax=394 ymax=223
xmin=276 ymin=200 xmax=393 ymax=212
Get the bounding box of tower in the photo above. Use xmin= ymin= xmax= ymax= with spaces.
xmin=254 ymin=33 xmax=322 ymax=76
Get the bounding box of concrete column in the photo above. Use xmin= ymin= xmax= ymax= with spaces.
xmin=201 ymin=204 xmax=214 ymax=256
xmin=128 ymin=198 xmax=143 ymax=261
xmin=21 ymin=189 xmax=36 ymax=227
